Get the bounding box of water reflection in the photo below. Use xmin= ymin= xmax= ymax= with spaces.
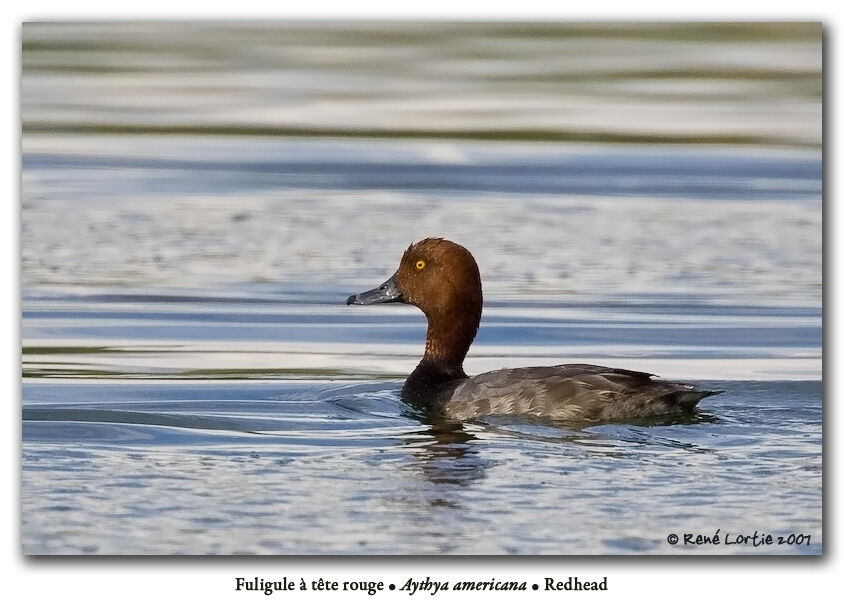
xmin=398 ymin=399 xmax=720 ymax=489
xmin=22 ymin=22 xmax=821 ymax=146
xmin=406 ymin=423 xmax=487 ymax=488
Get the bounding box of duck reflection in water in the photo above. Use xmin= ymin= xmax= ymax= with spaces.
xmin=401 ymin=406 xmax=489 ymax=488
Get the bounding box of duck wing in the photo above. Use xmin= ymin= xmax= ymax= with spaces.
xmin=443 ymin=364 xmax=721 ymax=422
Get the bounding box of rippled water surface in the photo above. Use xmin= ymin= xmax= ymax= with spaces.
xmin=21 ymin=279 xmax=823 ymax=554
xmin=21 ymin=23 xmax=822 ymax=555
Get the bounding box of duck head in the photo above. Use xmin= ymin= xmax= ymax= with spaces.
xmin=347 ymin=238 xmax=483 ymax=368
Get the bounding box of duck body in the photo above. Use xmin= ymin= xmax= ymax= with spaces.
xmin=404 ymin=362 xmax=717 ymax=423
xmin=347 ymin=238 xmax=721 ymax=423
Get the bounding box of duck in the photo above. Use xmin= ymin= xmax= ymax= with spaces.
xmin=346 ymin=238 xmax=722 ymax=423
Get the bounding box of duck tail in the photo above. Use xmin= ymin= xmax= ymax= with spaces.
xmin=673 ymin=389 xmax=724 ymax=412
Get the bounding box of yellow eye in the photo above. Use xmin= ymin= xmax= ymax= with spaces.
xmin=415 ymin=259 xmax=426 ymax=271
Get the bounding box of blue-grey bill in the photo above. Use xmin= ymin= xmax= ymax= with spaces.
xmin=346 ymin=272 xmax=404 ymax=305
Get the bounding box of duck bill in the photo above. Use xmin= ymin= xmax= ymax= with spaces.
xmin=346 ymin=272 xmax=404 ymax=305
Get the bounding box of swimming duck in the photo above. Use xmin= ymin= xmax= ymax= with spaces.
xmin=347 ymin=238 xmax=721 ymax=423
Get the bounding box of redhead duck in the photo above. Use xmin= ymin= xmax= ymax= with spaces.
xmin=347 ymin=238 xmax=722 ymax=423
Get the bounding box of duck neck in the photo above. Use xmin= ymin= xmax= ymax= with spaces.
xmin=419 ymin=297 xmax=482 ymax=377
xmin=423 ymin=319 xmax=472 ymax=372
xmin=402 ymin=323 xmax=472 ymax=406
xmin=402 ymin=277 xmax=482 ymax=405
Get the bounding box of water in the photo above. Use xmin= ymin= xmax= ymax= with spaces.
xmin=21 ymin=23 xmax=822 ymax=555
xmin=22 ymin=22 xmax=821 ymax=146
xmin=20 ymin=379 xmax=823 ymax=555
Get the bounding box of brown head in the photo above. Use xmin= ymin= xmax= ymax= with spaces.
xmin=347 ymin=238 xmax=483 ymax=370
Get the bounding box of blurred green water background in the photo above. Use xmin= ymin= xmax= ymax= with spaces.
xmin=23 ymin=21 xmax=821 ymax=146
xmin=21 ymin=22 xmax=823 ymax=298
